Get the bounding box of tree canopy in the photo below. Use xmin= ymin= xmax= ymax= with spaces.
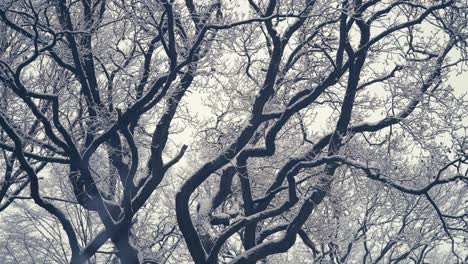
xmin=0 ymin=0 xmax=467 ymax=263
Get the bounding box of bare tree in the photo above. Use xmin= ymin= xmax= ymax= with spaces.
xmin=176 ymin=0 xmax=468 ymax=263
xmin=0 ymin=0 xmax=467 ymax=263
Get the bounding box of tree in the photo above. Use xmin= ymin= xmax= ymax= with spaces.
xmin=0 ymin=0 xmax=467 ymax=263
